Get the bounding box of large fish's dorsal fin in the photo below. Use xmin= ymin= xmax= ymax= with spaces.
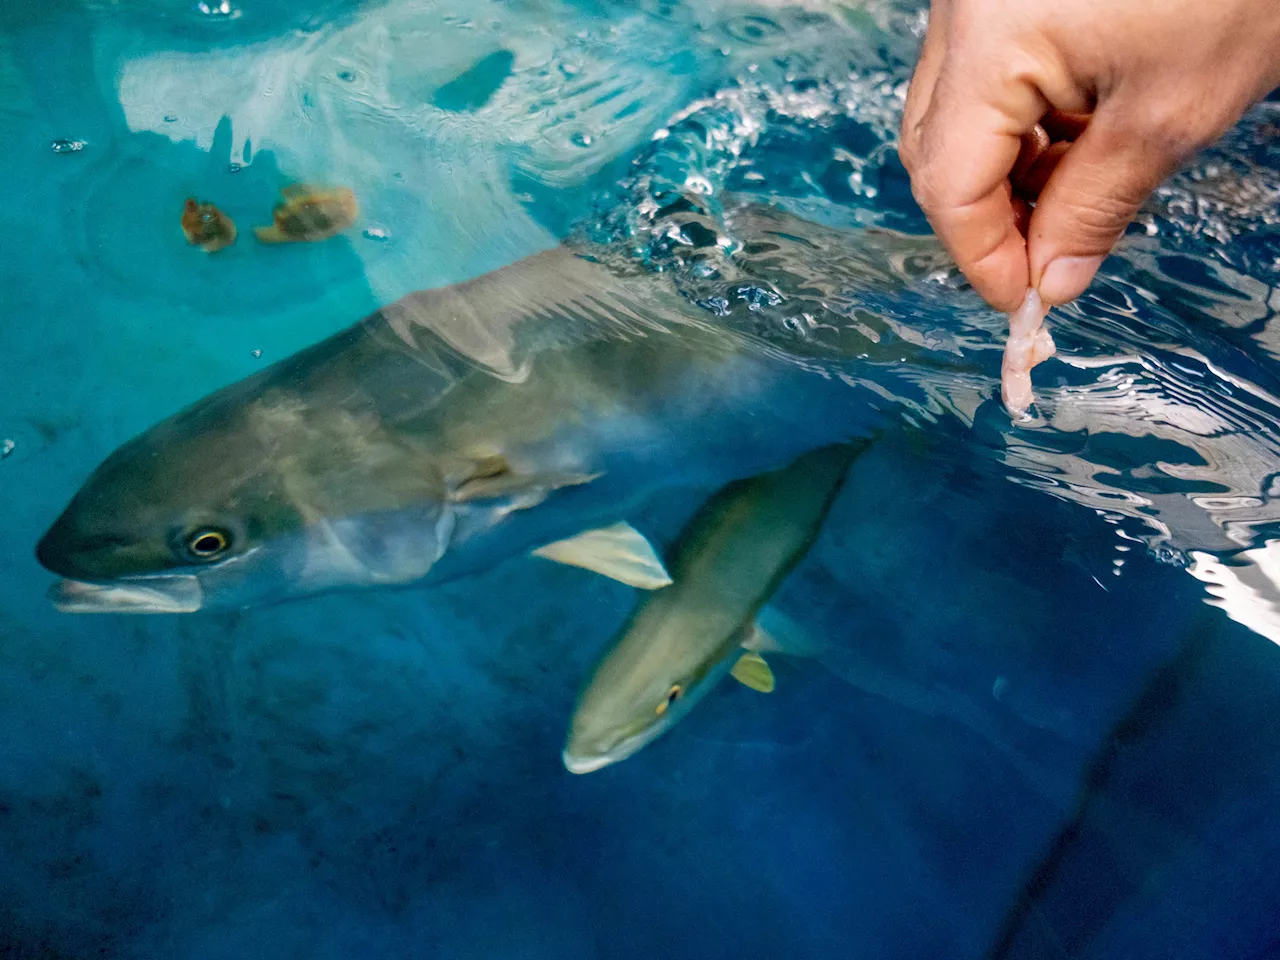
xmin=730 ymin=650 xmax=775 ymax=692
xmin=373 ymin=248 xmax=692 ymax=381
xmin=532 ymin=522 xmax=672 ymax=590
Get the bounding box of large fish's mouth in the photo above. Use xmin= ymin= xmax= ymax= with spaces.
xmin=50 ymin=575 xmax=204 ymax=614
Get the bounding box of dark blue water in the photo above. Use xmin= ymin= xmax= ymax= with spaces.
xmin=3 ymin=1 xmax=1280 ymax=957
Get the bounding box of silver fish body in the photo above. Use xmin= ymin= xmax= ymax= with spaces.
xmin=36 ymin=243 xmax=881 ymax=613
xmin=563 ymin=440 xmax=867 ymax=773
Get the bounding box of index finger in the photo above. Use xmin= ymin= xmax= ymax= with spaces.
xmin=907 ymin=60 xmax=1048 ymax=311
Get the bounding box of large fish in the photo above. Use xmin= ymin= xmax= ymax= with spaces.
xmin=37 ymin=205 xmax=928 ymax=613
xmin=562 ymin=441 xmax=865 ymax=773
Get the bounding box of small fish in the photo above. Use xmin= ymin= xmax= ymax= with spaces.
xmin=254 ymin=184 xmax=358 ymax=243
xmin=181 ymin=198 xmax=236 ymax=253
xmin=562 ymin=441 xmax=866 ymax=774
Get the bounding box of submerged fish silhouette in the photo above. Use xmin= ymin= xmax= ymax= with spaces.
xmin=37 ymin=204 xmax=919 ymax=613
xmin=563 ymin=441 xmax=866 ymax=773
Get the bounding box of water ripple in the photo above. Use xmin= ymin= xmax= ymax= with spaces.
xmin=582 ymin=56 xmax=1280 ymax=559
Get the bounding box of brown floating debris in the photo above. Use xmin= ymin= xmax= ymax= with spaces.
xmin=254 ymin=184 xmax=359 ymax=243
xmin=181 ymin=198 xmax=237 ymax=253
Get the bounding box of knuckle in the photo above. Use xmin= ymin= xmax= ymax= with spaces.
xmin=896 ymin=113 xmax=925 ymax=172
xmin=897 ymin=134 xmax=919 ymax=174
xmin=907 ymin=164 xmax=948 ymax=212
xmin=1130 ymin=99 xmax=1220 ymax=164
xmin=1045 ymin=190 xmax=1139 ymax=245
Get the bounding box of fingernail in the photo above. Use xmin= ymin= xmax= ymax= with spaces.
xmin=1037 ymin=255 xmax=1103 ymax=305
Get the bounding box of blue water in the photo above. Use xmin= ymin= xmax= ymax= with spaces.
xmin=4 ymin=1 xmax=1280 ymax=957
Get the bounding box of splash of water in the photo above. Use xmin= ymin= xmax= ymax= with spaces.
xmin=579 ymin=48 xmax=1280 ymax=564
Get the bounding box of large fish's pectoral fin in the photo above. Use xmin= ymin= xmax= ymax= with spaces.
xmin=532 ymin=522 xmax=672 ymax=589
xmin=449 ymin=454 xmax=600 ymax=507
xmin=730 ymin=650 xmax=775 ymax=693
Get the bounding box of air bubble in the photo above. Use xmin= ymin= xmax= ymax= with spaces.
xmin=163 ymin=115 xmax=178 ymax=123
xmin=0 ymin=439 xmax=13 ymax=459
xmin=736 ymin=285 xmax=783 ymax=310
xmin=251 ymin=349 xmax=262 ymax=359
xmin=1151 ymin=544 xmax=1190 ymax=568
xmin=227 ymin=162 xmax=243 ymax=173
xmin=362 ymin=224 xmax=391 ymax=242
xmin=570 ymin=131 xmax=593 ymax=148
xmin=684 ymin=175 xmax=713 ymax=196
xmin=697 ymin=296 xmax=731 ymax=316
xmin=724 ymin=14 xmax=783 ymax=45
xmin=50 ymin=138 xmax=86 ymax=154
xmin=194 ymin=0 xmax=240 ymax=17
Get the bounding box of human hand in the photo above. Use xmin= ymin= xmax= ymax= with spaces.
xmin=898 ymin=0 xmax=1280 ymax=312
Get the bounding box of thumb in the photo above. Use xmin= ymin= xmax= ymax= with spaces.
xmin=1026 ymin=108 xmax=1184 ymax=305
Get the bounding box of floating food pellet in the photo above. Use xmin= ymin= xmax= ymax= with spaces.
xmin=181 ymin=198 xmax=237 ymax=253
xmin=255 ymin=184 xmax=359 ymax=244
xmin=251 ymin=349 xmax=262 ymax=358
xmin=362 ymin=224 xmax=391 ymax=242
xmin=1 ymin=439 xmax=14 ymax=459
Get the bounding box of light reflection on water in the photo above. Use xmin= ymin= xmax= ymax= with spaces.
xmin=3 ymin=1 xmax=1280 ymax=958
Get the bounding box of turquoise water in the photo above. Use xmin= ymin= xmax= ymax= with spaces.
xmin=3 ymin=1 xmax=1280 ymax=957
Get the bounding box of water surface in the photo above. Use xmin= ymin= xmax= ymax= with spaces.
xmin=3 ymin=2 xmax=1280 ymax=958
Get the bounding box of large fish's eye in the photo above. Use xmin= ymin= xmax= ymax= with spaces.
xmin=184 ymin=527 xmax=231 ymax=561
xmin=655 ymin=684 xmax=683 ymax=717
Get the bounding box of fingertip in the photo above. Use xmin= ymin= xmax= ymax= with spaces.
xmin=963 ymin=237 xmax=1031 ymax=312
xmin=1036 ymin=254 xmax=1104 ymax=305
xmin=1025 ymin=108 xmax=1178 ymax=301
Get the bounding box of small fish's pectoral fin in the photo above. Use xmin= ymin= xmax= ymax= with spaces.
xmin=532 ymin=522 xmax=672 ymax=590
xmin=730 ymin=650 xmax=775 ymax=693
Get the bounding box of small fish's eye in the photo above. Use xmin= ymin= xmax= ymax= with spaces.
xmin=185 ymin=527 xmax=231 ymax=561
xmin=655 ymin=684 xmax=683 ymax=716
xmin=201 ymin=212 xmax=214 ymax=223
